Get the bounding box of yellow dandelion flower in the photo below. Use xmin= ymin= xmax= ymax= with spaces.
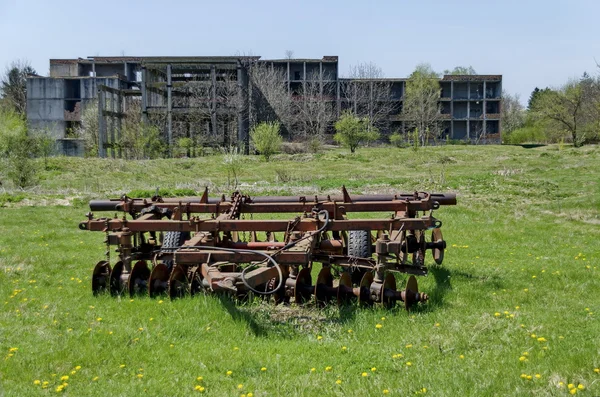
xmin=158 ymin=300 xmax=163 ymax=304
xmin=535 ymin=374 xmax=541 ymax=379
xmin=237 ymin=384 xmax=243 ymax=390
xmin=570 ymin=389 xmax=577 ymax=395
xmin=9 ymin=347 xmax=18 ymax=352
xmin=336 ymin=379 xmax=342 ymax=385
xmin=96 ymin=317 xmax=102 ymax=321
xmin=197 ymin=376 xmax=203 ymax=381
xmin=310 ymin=368 xmax=316 ymax=373
xmin=325 ymin=366 xmax=332 ymax=372
xmin=559 ymin=381 xmax=564 ymax=387
xmin=348 ymin=329 xmax=353 ymax=333
xmin=568 ymin=383 xmax=575 ymax=389
xmin=362 ymin=372 xmax=368 ymax=377
xmin=233 ymin=346 xmax=239 ymax=351
xmin=75 ymin=366 xmax=81 ymax=370
xmin=434 ymin=323 xmax=440 ymax=327
xmin=530 ymin=334 xmax=536 ymax=338
xmin=138 ymin=327 xmax=144 ymax=331
xmin=120 ymin=364 xmax=126 ymax=368
xmin=92 ymin=377 xmax=99 ymax=381
xmin=56 ymin=385 xmax=65 ymax=392
xmin=194 ymin=385 xmax=205 ymax=392
xmin=524 ymin=288 xmax=529 ymax=292
xmin=383 ymin=390 xmax=390 ymax=395
xmin=537 ymin=337 xmax=547 ymax=342
xmin=421 ymin=387 xmax=427 ymax=393
xmin=381 ymin=317 xmax=386 ymax=321
xmin=247 ymin=393 xmax=254 ymax=397
xmin=226 ymin=370 xmax=233 ymax=376
xmin=594 ymin=368 xmax=600 ymax=373
xmin=60 ymin=376 xmax=69 ymax=381
xmin=520 ymin=374 xmax=527 ymax=379
xmin=459 ymin=355 xmax=465 ymax=359
xmin=406 ymin=362 xmax=412 ymax=366
xmin=519 ymin=356 xmax=527 ymax=362
xmin=375 ymin=324 xmax=383 ymax=329
xmin=526 ymin=375 xmax=532 ymax=380
xmin=559 ymin=336 xmax=564 ymax=339
xmin=503 ymin=311 xmax=509 ymax=315
xmin=578 ymin=384 xmax=585 ymax=390
xmin=33 ymin=380 xmax=41 ymax=385
xmin=341 ymin=346 xmax=347 ymax=351
xmin=261 ymin=367 xmax=267 ymax=372
xmin=137 ymin=374 xmax=143 ymax=379
xmin=522 ymin=352 xmax=529 ymax=356
xmin=406 ymin=344 xmax=412 ymax=348
xmin=70 ymin=370 xmax=76 ymax=375
xmin=317 ymin=335 xmax=323 ymax=340
xmin=371 ymin=367 xmax=377 ymax=372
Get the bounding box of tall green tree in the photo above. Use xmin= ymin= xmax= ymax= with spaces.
xmin=403 ymin=63 xmax=442 ymax=146
xmin=531 ymin=80 xmax=594 ymax=147
xmin=501 ymin=91 xmax=525 ymax=135
xmin=1 ymin=60 xmax=36 ymax=116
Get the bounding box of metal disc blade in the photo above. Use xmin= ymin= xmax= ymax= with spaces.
xmin=168 ymin=265 xmax=189 ymax=300
xmin=358 ymin=272 xmax=374 ymax=306
xmin=294 ymin=267 xmax=312 ymax=304
xmin=109 ymin=261 xmax=125 ymax=296
xmin=128 ymin=261 xmax=150 ymax=298
xmin=314 ymin=267 xmax=333 ymax=306
xmin=432 ymin=228 xmax=444 ymax=265
xmin=148 ymin=263 xmax=170 ymax=298
xmin=382 ymin=272 xmax=397 ymax=309
xmin=92 ymin=261 xmax=111 ymax=296
xmin=404 ymin=275 xmax=419 ymax=311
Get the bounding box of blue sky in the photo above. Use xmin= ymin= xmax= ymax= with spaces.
xmin=2 ymin=0 xmax=599 ymax=103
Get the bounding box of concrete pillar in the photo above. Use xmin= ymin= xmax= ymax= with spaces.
xmin=210 ymin=65 xmax=217 ymax=142
xmin=237 ymin=61 xmax=249 ymax=154
xmin=450 ymin=81 xmax=454 ymax=139
xmin=319 ymin=61 xmax=323 ymax=95
xmin=117 ymin=90 xmax=122 ymax=158
xmin=98 ymin=89 xmax=106 ymax=158
xmin=482 ymin=81 xmax=487 ymax=139
xmin=336 ymin=80 xmax=340 ymax=118
xmin=287 ymin=61 xmax=290 ymax=93
xmin=110 ymin=91 xmax=116 ymax=159
xmin=167 ymin=64 xmax=173 ymax=156
xmin=141 ymin=67 xmax=148 ymax=124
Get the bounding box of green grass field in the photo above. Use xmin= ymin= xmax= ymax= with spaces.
xmin=1 ymin=145 xmax=599 ymax=396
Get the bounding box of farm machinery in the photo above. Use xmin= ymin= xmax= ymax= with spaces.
xmin=79 ymin=187 xmax=456 ymax=310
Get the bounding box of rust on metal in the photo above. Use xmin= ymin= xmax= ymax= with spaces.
xmin=81 ymin=188 xmax=456 ymax=310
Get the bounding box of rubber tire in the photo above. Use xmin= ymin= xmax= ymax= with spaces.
xmin=348 ymin=230 xmax=371 ymax=285
xmin=161 ymin=231 xmax=190 ymax=271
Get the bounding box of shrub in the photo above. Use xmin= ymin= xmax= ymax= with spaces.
xmin=251 ymin=122 xmax=282 ymax=161
xmin=389 ymin=132 xmax=405 ymax=147
xmin=333 ymin=112 xmax=379 ymax=153
xmin=503 ymin=125 xmax=547 ymax=145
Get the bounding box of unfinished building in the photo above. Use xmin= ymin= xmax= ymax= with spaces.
xmin=26 ymin=56 xmax=502 ymax=156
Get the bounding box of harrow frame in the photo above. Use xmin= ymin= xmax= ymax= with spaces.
xmin=79 ymin=187 xmax=456 ymax=310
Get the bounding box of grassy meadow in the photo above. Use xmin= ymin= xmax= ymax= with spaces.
xmin=1 ymin=144 xmax=599 ymax=396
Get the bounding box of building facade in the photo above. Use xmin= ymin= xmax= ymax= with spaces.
xmin=26 ymin=56 xmax=502 ymax=156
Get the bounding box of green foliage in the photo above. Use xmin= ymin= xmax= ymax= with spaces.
xmin=404 ymin=64 xmax=442 ymax=146
xmin=120 ymin=122 xmax=166 ymax=160
xmin=222 ymin=146 xmax=243 ymax=188
xmin=306 ymin=136 xmax=323 ymax=154
xmin=1 ymin=60 xmax=36 ymax=115
xmin=126 ymin=188 xmax=198 ymax=198
xmin=31 ymin=130 xmax=56 ymax=170
xmin=443 ymin=65 xmax=477 ymax=75
xmin=250 ymin=122 xmax=282 ymax=161
xmin=388 ymin=132 xmax=405 ymax=147
xmin=502 ymin=125 xmax=547 ymax=144
xmin=0 ymin=106 xmax=39 ymax=188
xmin=333 ymin=112 xmax=379 ymax=153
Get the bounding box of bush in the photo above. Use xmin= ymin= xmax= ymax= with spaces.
xmin=333 ymin=112 xmax=379 ymax=153
xmin=503 ymin=125 xmax=547 ymax=145
xmin=250 ymin=122 xmax=282 ymax=161
xmin=389 ymin=132 xmax=405 ymax=147
xmin=0 ymin=107 xmax=38 ymax=188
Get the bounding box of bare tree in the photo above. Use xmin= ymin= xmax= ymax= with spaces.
xmin=1 ymin=60 xmax=37 ymax=116
xmin=402 ymin=63 xmax=442 ymax=145
xmin=342 ymin=62 xmax=394 ymax=132
xmin=284 ymin=50 xmax=295 ymax=60
xmin=248 ymin=62 xmax=295 ymax=137
xmin=294 ymin=70 xmax=336 ymax=138
xmin=501 ymin=90 xmax=525 ymax=135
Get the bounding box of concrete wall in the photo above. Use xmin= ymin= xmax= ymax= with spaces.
xmin=27 ymin=79 xmax=66 ymax=138
xmin=50 ymin=63 xmax=78 ymax=77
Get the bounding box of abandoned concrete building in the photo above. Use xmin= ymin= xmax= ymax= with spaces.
xmin=26 ymin=56 xmax=502 ymax=156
